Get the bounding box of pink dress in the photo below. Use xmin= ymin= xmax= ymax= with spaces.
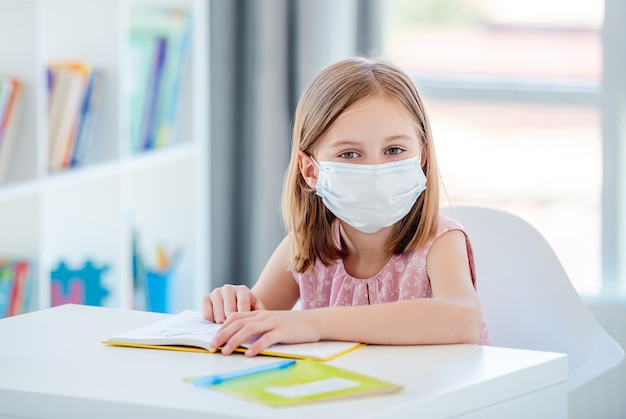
xmin=293 ymin=215 xmax=491 ymax=345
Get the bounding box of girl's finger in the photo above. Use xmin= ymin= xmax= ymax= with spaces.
xmin=218 ymin=316 xmax=271 ymax=355
xmin=221 ymin=285 xmax=240 ymax=320
xmin=210 ymin=291 xmax=227 ymax=324
xmin=235 ymin=287 xmax=252 ymax=313
xmin=201 ymin=294 xmax=215 ymax=321
xmin=244 ymin=330 xmax=281 ymax=357
xmin=210 ymin=314 xmax=248 ymax=350
xmin=251 ymin=295 xmax=266 ymax=311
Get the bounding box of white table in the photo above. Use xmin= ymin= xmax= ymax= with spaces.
xmin=0 ymin=304 xmax=568 ymax=419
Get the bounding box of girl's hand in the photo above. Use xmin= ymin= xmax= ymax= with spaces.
xmin=210 ymin=310 xmax=322 ymax=356
xmin=202 ymin=284 xmax=266 ymax=324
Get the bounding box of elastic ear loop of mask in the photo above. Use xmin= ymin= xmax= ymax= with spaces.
xmin=309 ymin=154 xmax=321 ymax=170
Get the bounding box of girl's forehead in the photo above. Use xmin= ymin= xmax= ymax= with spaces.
xmin=342 ymin=95 xmax=404 ymax=114
xmin=317 ymin=97 xmax=418 ymax=142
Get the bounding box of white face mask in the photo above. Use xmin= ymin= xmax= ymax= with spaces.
xmin=313 ymin=155 xmax=427 ymax=233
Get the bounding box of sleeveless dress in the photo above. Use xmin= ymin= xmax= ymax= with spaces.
xmin=292 ymin=215 xmax=491 ymax=345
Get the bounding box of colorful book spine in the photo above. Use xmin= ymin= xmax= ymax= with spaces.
xmin=7 ymin=261 xmax=29 ymax=317
xmin=47 ymin=62 xmax=89 ymax=172
xmin=0 ymin=76 xmax=23 ymax=183
xmin=0 ymin=259 xmax=32 ymax=318
xmin=129 ymin=5 xmax=191 ymax=153
xmin=0 ymin=80 xmax=14 ymax=139
xmin=47 ymin=62 xmax=103 ymax=171
xmin=155 ymin=9 xmax=191 ymax=148
xmin=140 ymin=37 xmax=167 ymax=150
xmin=0 ymin=264 xmax=12 ymax=317
xmin=71 ymin=69 xmax=104 ymax=167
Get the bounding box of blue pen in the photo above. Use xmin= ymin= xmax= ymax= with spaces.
xmin=192 ymin=359 xmax=296 ymax=386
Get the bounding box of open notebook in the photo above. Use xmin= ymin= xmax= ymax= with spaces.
xmin=102 ymin=310 xmax=364 ymax=361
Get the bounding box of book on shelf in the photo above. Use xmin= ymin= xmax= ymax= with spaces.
xmin=0 ymin=76 xmax=24 ymax=183
xmin=185 ymin=359 xmax=403 ymax=407
xmin=102 ymin=309 xmax=365 ymax=362
xmin=129 ymin=5 xmax=191 ymax=153
xmin=71 ymin=68 xmax=104 ymax=167
xmin=47 ymin=62 xmax=103 ymax=172
xmin=0 ymin=259 xmax=32 ymax=318
xmin=140 ymin=36 xmax=167 ymax=150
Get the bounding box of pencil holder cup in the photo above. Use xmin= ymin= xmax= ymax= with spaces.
xmin=144 ymin=268 xmax=174 ymax=313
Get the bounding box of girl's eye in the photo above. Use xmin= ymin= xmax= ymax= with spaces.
xmin=339 ymin=151 xmax=360 ymax=159
xmin=385 ymin=147 xmax=404 ymax=155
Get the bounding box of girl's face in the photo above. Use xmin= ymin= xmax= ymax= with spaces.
xmin=298 ymin=95 xmax=423 ymax=187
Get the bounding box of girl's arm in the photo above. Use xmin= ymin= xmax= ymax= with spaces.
xmin=201 ymin=235 xmax=300 ymax=322
xmin=211 ymin=230 xmax=483 ymax=355
xmin=251 ymin=234 xmax=301 ymax=310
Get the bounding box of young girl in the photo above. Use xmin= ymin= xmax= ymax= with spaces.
xmin=203 ymin=57 xmax=490 ymax=356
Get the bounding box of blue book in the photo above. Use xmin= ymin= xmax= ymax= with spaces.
xmin=71 ymin=69 xmax=103 ymax=166
xmin=129 ymin=35 xmax=156 ymax=153
xmin=130 ymin=6 xmax=191 ymax=150
xmin=0 ymin=264 xmax=13 ymax=318
xmin=140 ymin=37 xmax=167 ymax=150
xmin=154 ymin=9 xmax=191 ymax=147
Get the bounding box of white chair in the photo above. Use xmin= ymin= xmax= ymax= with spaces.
xmin=445 ymin=205 xmax=624 ymax=392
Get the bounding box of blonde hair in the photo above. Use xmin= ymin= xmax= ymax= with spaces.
xmin=282 ymin=57 xmax=440 ymax=273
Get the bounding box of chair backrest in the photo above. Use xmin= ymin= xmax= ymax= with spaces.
xmin=445 ymin=205 xmax=624 ymax=392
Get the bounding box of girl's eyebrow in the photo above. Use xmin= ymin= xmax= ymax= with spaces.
xmin=328 ymin=135 xmax=414 ymax=148
xmin=383 ymin=134 xmax=414 ymax=142
xmin=327 ymin=140 xmax=361 ymax=149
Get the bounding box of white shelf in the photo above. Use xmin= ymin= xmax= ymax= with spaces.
xmin=0 ymin=0 xmax=210 ymax=315
xmin=0 ymin=181 xmax=40 ymax=203
xmin=122 ymin=141 xmax=196 ymax=173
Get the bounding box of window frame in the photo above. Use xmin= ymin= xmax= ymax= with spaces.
xmin=601 ymin=0 xmax=626 ymax=294
xmin=395 ymin=0 xmax=625 ymax=296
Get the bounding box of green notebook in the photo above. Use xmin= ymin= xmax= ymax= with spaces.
xmin=186 ymin=360 xmax=402 ymax=407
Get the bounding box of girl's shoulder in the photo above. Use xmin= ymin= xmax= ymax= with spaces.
xmin=390 ymin=214 xmax=468 ymax=264
xmin=431 ymin=213 xmax=468 ymax=243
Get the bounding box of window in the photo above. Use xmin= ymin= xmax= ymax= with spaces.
xmin=383 ymin=0 xmax=605 ymax=294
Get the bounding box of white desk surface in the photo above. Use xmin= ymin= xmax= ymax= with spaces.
xmin=0 ymin=304 xmax=568 ymax=419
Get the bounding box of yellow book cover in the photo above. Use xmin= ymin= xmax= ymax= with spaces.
xmin=102 ymin=310 xmax=365 ymax=362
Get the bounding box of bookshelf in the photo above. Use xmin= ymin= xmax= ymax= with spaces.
xmin=0 ymin=0 xmax=210 ymax=315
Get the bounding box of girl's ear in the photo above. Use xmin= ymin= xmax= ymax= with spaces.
xmin=297 ymin=150 xmax=318 ymax=189
xmin=420 ymin=141 xmax=428 ymax=167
